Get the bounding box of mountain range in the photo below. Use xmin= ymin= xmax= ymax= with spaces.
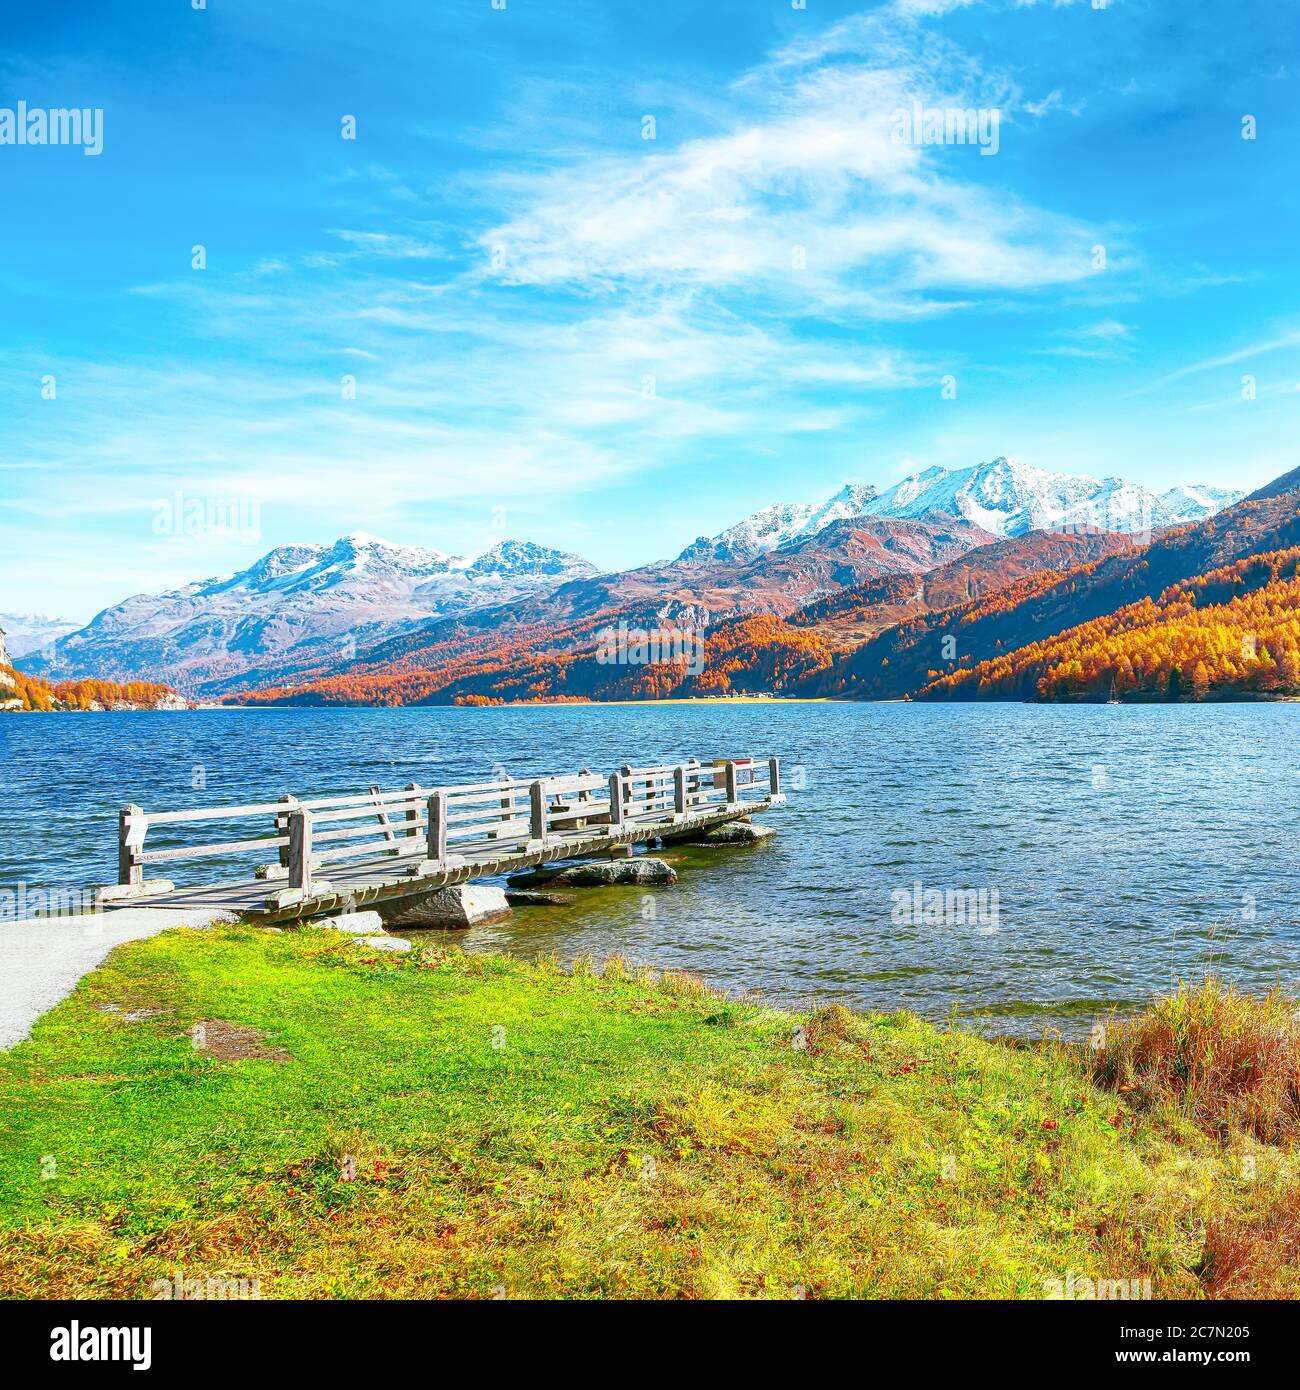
xmin=23 ymin=534 xmax=598 ymax=693
xmin=856 ymin=459 xmax=1239 ymax=539
xmin=15 ymin=455 xmax=1250 ymax=700
xmin=0 ymin=612 xmax=80 ymax=658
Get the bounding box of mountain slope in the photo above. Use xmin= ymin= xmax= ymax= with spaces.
xmin=818 ymin=468 xmax=1300 ymax=701
xmin=25 ymin=534 xmax=598 ymax=695
xmin=227 ymin=463 xmax=1254 ymax=708
xmin=675 ymin=483 xmax=880 ymax=565
xmin=789 ymin=528 xmax=1140 ymax=650
xmin=919 ymin=545 xmax=1300 ymax=702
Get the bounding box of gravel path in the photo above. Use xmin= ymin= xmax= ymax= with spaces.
xmin=0 ymin=907 xmax=237 ymax=1050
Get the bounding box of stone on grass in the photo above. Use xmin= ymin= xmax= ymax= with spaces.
xmin=356 ymin=935 xmax=412 ymax=953
xmin=306 ymin=910 xmax=385 ymax=935
xmin=379 ymin=884 xmax=511 ymax=929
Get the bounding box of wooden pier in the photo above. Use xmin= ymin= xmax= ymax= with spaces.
xmin=108 ymin=757 xmax=784 ymax=925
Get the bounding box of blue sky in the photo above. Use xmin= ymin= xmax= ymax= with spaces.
xmin=2 ymin=0 xmax=1298 ymax=621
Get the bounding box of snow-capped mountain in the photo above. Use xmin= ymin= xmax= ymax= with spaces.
xmin=25 ymin=533 xmax=598 ymax=693
xmin=0 ymin=611 xmax=80 ymax=658
xmin=676 ymin=483 xmax=880 ymax=564
xmin=465 ymin=539 xmax=595 ymax=579
xmin=673 ymin=458 xmax=1241 ymax=584
xmin=860 ymin=458 xmax=1243 ymax=538
xmin=1151 ymin=484 xmax=1246 ymax=527
xmin=677 ymin=459 xmax=1239 ymax=567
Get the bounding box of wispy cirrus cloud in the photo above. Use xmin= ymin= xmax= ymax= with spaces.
xmin=477 ymin=15 xmax=1104 ymax=315
xmin=1129 ymin=328 xmax=1300 ymax=396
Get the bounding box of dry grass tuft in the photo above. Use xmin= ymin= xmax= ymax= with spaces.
xmin=1197 ymin=1190 xmax=1300 ymax=1298
xmin=1090 ymin=979 xmax=1300 ymax=1143
xmin=659 ymin=969 xmax=715 ymax=999
xmin=805 ymin=1004 xmax=855 ymax=1054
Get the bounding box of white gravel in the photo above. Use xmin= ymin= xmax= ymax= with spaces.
xmin=0 ymin=907 xmax=237 ymax=1050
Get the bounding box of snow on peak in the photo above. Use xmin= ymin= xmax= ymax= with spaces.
xmin=0 ymin=611 xmax=81 ymax=659
xmin=679 ymin=459 xmax=1242 ymax=564
xmin=467 ymin=539 xmax=599 ymax=579
xmin=790 ymin=483 xmax=882 ymax=542
xmin=327 ymin=532 xmax=458 ymax=570
xmin=861 ymin=457 xmax=1242 ymax=537
xmin=677 ymin=482 xmax=880 ymax=564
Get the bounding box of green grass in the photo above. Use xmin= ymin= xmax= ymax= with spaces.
xmin=1 ymin=925 xmax=1297 ymax=1299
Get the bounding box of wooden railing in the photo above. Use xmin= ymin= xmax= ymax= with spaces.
xmin=117 ymin=756 xmax=782 ymax=898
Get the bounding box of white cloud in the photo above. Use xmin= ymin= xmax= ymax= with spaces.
xmin=477 ymin=40 xmax=1099 ymax=312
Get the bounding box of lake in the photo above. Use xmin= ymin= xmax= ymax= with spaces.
xmin=1 ymin=702 xmax=1297 ymax=1036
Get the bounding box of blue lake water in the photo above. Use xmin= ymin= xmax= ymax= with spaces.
xmin=1 ymin=702 xmax=1297 ymax=1036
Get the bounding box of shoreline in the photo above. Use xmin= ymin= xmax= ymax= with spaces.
xmin=3 ymin=927 xmax=1295 ymax=1299
xmin=8 ymin=693 xmax=1298 ymax=713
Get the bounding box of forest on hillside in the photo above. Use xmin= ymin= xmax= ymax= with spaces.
xmin=920 ymin=546 xmax=1300 ymax=702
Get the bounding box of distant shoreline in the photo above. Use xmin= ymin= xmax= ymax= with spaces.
xmin=9 ymin=693 xmax=1298 ymax=714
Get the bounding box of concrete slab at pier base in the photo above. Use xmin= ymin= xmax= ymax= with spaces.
xmin=379 ymin=884 xmax=511 ymax=929
xmin=97 ymin=880 xmax=175 ymax=904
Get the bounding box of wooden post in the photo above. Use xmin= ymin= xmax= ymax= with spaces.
xmin=608 ymin=771 xmax=625 ymax=827
xmin=673 ymin=765 xmax=687 ymax=817
xmin=529 ymin=779 xmax=547 ymax=845
xmin=404 ymin=782 xmax=420 ymax=844
xmin=724 ymin=760 xmax=739 ymax=805
xmin=492 ymin=770 xmax=511 ymax=840
xmin=276 ymin=794 xmax=297 ymax=868
xmin=426 ymin=791 xmax=447 ymax=863
xmin=370 ymin=783 xmax=398 ymax=855
xmin=289 ymin=808 xmax=314 ymax=894
xmin=118 ymin=804 xmax=144 ymax=887
xmin=768 ymin=757 xmax=781 ymax=798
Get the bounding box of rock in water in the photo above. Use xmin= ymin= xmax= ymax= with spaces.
xmin=505 ymin=890 xmax=578 ymax=907
xmin=510 ymin=858 xmax=677 ymax=888
xmin=380 ymin=884 xmax=511 ymax=928
xmin=698 ymin=821 xmax=777 ymax=845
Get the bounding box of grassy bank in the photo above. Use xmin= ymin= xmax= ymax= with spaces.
xmin=1 ymin=925 xmax=1298 ymax=1299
